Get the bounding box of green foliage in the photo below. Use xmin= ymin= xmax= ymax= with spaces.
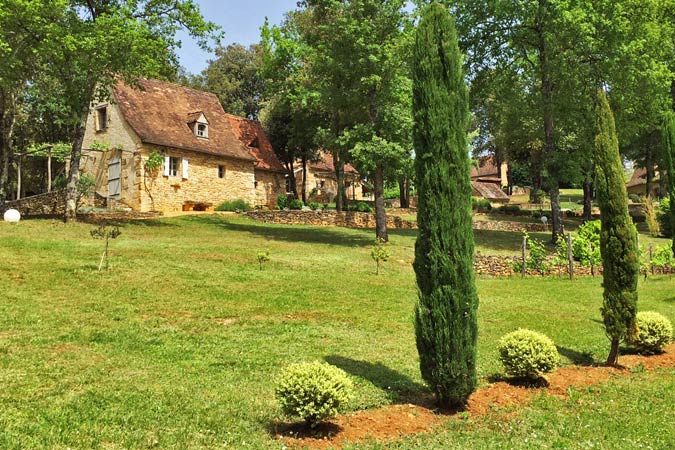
xmin=650 ymin=244 xmax=675 ymax=270
xmin=256 ymin=251 xmax=270 ymax=271
xmin=572 ymin=220 xmax=602 ymax=268
xmin=472 ymin=197 xmax=492 ymax=212
xmin=370 ymin=239 xmax=390 ymax=275
xmin=276 ymin=194 xmax=289 ymax=210
xmin=630 ymin=312 xmax=673 ymax=354
xmin=499 ymin=204 xmax=521 ymax=214
xmin=77 ymin=173 xmax=96 ymax=208
xmin=90 ymin=225 xmax=121 ymax=272
xmin=657 ymin=197 xmax=672 ymax=238
xmin=498 ymin=329 xmax=560 ymax=379
xmin=412 ymin=3 xmax=478 ymax=408
xmin=346 ymin=202 xmax=374 ymax=213
xmin=661 ymin=112 xmax=675 ymax=255
xmin=594 ymin=90 xmax=639 ymax=364
xmin=307 ymin=201 xmax=320 ymax=211
xmin=275 ymin=362 xmax=353 ymax=426
xmin=144 ymin=151 xmax=164 ymax=171
xmin=513 ymin=232 xmax=550 ymax=274
xmin=215 ymin=199 xmax=252 ymax=212
xmin=643 ymin=196 xmax=660 ymax=237
xmin=289 ymin=199 xmax=304 ymax=210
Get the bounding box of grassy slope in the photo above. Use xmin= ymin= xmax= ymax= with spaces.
xmin=0 ymin=216 xmax=673 ymax=449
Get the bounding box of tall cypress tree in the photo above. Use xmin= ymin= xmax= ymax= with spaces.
xmin=661 ymin=111 xmax=675 ymax=257
xmin=594 ymin=89 xmax=639 ymax=366
xmin=412 ymin=2 xmax=478 ymax=408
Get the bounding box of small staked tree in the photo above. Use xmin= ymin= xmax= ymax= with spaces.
xmin=662 ymin=111 xmax=675 ymax=257
xmin=412 ymin=2 xmax=478 ymax=408
xmin=594 ymin=89 xmax=639 ymax=366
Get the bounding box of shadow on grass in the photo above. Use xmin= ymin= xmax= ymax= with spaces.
xmin=557 ymin=346 xmax=595 ymax=366
xmin=324 ymin=355 xmax=433 ymax=407
xmin=217 ymin=219 xmax=375 ymax=247
xmin=486 ymin=373 xmax=550 ymax=388
xmin=268 ymin=420 xmax=343 ymax=442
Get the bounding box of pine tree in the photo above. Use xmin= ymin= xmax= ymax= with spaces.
xmin=661 ymin=111 xmax=675 ymax=257
xmin=594 ymin=90 xmax=639 ymax=366
xmin=412 ymin=2 xmax=478 ymax=408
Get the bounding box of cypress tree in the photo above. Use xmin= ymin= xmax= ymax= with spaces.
xmin=661 ymin=112 xmax=675 ymax=257
xmin=412 ymin=2 xmax=478 ymax=408
xmin=594 ymin=90 xmax=639 ymax=366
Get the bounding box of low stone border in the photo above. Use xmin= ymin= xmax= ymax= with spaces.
xmin=4 ymin=190 xmax=66 ymax=216
xmin=246 ymin=210 xmax=548 ymax=232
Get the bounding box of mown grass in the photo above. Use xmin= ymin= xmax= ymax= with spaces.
xmin=0 ymin=215 xmax=673 ymax=449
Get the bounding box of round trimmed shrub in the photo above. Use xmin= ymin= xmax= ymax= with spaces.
xmin=275 ymin=362 xmax=353 ymax=426
xmin=498 ymin=329 xmax=560 ymax=379
xmin=631 ymin=311 xmax=673 ymax=354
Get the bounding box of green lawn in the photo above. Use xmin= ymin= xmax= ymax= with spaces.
xmin=0 ymin=215 xmax=673 ymax=449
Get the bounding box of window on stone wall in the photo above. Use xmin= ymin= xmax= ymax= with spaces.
xmin=169 ymin=157 xmax=179 ymax=177
xmin=96 ymin=106 xmax=108 ymax=131
xmin=218 ymin=165 xmax=225 ymax=179
xmin=254 ymin=179 xmax=259 ymax=189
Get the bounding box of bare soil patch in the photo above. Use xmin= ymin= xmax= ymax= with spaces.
xmin=277 ymin=344 xmax=675 ymax=449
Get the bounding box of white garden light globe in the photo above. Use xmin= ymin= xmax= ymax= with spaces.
xmin=3 ymin=209 xmax=21 ymax=223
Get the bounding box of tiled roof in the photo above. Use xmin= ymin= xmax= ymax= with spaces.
xmin=310 ymin=152 xmax=359 ymax=176
xmin=472 ymin=181 xmax=509 ymax=200
xmin=225 ymin=115 xmax=286 ymax=173
xmin=113 ymin=79 xmax=255 ymax=162
xmin=626 ymin=167 xmax=661 ymax=188
xmin=471 ymin=155 xmax=500 ymax=179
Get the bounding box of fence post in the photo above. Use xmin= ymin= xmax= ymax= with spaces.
xmin=521 ymin=235 xmax=527 ymax=278
xmin=567 ymin=233 xmax=574 ymax=281
xmin=649 ymin=245 xmax=654 ymax=275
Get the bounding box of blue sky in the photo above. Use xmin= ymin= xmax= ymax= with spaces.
xmin=175 ymin=0 xmax=299 ymax=74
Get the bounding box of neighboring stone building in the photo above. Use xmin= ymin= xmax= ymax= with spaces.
xmin=626 ymin=166 xmax=663 ymax=197
xmin=471 ymin=155 xmax=510 ymax=203
xmin=81 ymin=78 xmax=285 ymax=212
xmin=295 ymin=152 xmax=370 ymax=203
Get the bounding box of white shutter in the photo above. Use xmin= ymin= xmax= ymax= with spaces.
xmin=163 ymin=156 xmax=170 ymax=176
xmin=182 ymin=158 xmax=189 ymax=179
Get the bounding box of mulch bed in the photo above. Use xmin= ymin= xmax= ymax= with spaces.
xmin=275 ymin=343 xmax=675 ymax=449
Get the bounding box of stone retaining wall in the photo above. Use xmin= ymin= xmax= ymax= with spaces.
xmin=246 ymin=210 xmax=548 ymax=232
xmin=4 ymin=190 xmax=66 ymax=216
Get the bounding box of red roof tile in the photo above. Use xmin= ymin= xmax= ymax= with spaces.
xmin=471 ymin=155 xmax=500 ymax=179
xmin=310 ymin=152 xmax=359 ymax=176
xmin=113 ymin=79 xmax=255 ymax=162
xmin=225 ymin=115 xmax=286 ymax=173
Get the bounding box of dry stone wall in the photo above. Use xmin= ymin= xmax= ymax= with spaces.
xmin=245 ymin=210 xmax=548 ymax=232
xmin=5 ymin=191 xmax=66 ymax=216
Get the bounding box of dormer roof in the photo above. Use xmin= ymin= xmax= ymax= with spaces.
xmin=187 ymin=111 xmax=208 ymax=125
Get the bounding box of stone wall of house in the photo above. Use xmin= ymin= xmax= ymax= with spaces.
xmin=139 ymin=146 xmax=256 ymax=212
xmin=255 ymin=170 xmax=285 ymax=209
xmin=246 ymin=210 xmax=548 ymax=232
xmin=298 ymin=169 xmax=369 ymax=202
xmin=81 ymin=97 xmax=146 ymax=210
xmin=5 ymin=190 xmax=66 ymax=216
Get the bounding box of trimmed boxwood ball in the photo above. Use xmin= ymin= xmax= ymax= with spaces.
xmin=498 ymin=329 xmax=560 ymax=379
xmin=275 ymin=362 xmax=353 ymax=426
xmin=631 ymin=311 xmax=673 ymax=354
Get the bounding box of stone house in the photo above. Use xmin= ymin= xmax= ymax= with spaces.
xmin=81 ymin=78 xmax=285 ymax=212
xmin=626 ymin=166 xmax=663 ymax=198
xmin=295 ymin=152 xmax=370 ymax=203
xmin=471 ymin=155 xmax=510 ymax=203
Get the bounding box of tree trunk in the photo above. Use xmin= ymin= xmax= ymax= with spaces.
xmin=645 ymin=144 xmax=654 ymax=198
xmin=47 ymin=149 xmax=52 ymax=193
xmin=334 ymin=151 xmax=345 ymax=212
xmin=374 ymin=165 xmax=388 ymax=242
xmin=549 ymin=186 xmax=563 ymax=241
xmin=606 ymin=338 xmax=620 ymax=366
xmin=16 ymin=155 xmax=21 ymax=200
xmin=285 ymin=160 xmax=298 ymax=199
xmin=64 ymin=112 xmax=88 ymax=222
xmin=301 ymin=155 xmax=307 ymax=203
xmin=399 ymin=178 xmax=411 ymax=208
xmin=582 ymin=178 xmax=592 ymax=221
xmin=0 ymin=90 xmax=16 ymax=210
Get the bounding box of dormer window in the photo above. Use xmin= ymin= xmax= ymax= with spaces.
xmin=187 ymin=111 xmax=209 ymax=139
